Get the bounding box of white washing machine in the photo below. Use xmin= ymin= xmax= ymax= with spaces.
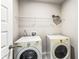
xmin=14 ymin=36 xmax=42 ymax=59
xmin=46 ymin=35 xmax=71 ymax=59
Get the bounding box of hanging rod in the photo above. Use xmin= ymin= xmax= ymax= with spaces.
xmin=19 ymin=16 xmax=52 ymax=19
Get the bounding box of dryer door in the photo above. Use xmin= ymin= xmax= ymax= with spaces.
xmin=54 ymin=45 xmax=67 ymax=58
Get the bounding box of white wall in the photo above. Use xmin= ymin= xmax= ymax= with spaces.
xmin=13 ymin=0 xmax=19 ymax=42
xmin=13 ymin=0 xmax=78 ymax=58
xmin=61 ymin=0 xmax=78 ymax=59
xmin=19 ymin=0 xmax=61 ymax=52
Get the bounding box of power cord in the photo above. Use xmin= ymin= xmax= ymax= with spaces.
xmin=8 ymin=45 xmax=16 ymax=59
xmin=8 ymin=45 xmax=22 ymax=59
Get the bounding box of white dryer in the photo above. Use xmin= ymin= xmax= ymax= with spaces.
xmin=14 ymin=36 xmax=42 ymax=59
xmin=46 ymin=35 xmax=70 ymax=59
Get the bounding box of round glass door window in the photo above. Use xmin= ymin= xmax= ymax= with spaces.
xmin=20 ymin=50 xmax=38 ymax=59
xmin=54 ymin=45 xmax=67 ymax=58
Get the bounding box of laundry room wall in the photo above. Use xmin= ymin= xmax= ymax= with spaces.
xmin=13 ymin=0 xmax=19 ymax=42
xmin=61 ymin=0 xmax=78 ymax=59
xmin=19 ymin=0 xmax=61 ymax=52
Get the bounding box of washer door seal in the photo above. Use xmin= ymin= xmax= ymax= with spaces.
xmin=20 ymin=49 xmax=38 ymax=59
xmin=55 ymin=45 xmax=67 ymax=58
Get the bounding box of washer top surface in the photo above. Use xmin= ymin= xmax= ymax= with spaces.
xmin=15 ymin=36 xmax=41 ymax=43
xmin=47 ymin=34 xmax=69 ymax=40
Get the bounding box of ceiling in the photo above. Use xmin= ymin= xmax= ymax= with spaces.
xmin=20 ymin=0 xmax=65 ymax=4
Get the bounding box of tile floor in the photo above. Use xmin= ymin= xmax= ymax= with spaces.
xmin=42 ymin=54 xmax=50 ymax=59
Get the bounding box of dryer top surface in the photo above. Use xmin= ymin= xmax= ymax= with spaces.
xmin=47 ymin=35 xmax=70 ymax=40
xmin=15 ymin=36 xmax=41 ymax=43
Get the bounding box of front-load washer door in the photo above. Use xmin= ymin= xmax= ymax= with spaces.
xmin=20 ymin=49 xmax=37 ymax=59
xmin=17 ymin=47 xmax=41 ymax=59
xmin=54 ymin=45 xmax=68 ymax=59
